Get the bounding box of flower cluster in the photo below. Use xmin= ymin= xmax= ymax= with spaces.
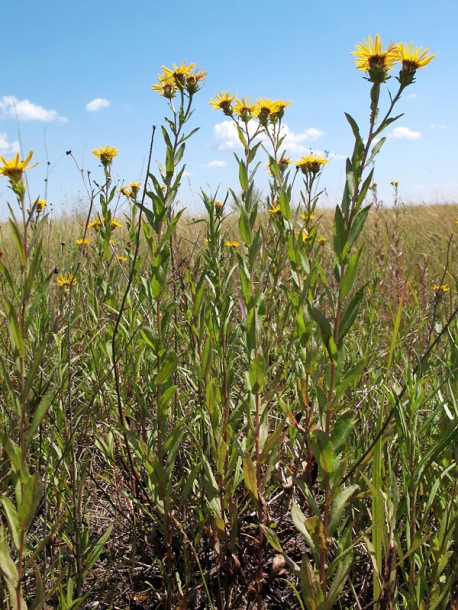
xmin=152 ymin=61 xmax=207 ymax=98
xmin=120 ymin=182 xmax=141 ymax=199
xmin=296 ymin=154 xmax=328 ymax=176
xmin=352 ymin=35 xmax=435 ymax=84
xmin=210 ymin=93 xmax=292 ymax=123
xmin=88 ymin=218 xmax=122 ymax=230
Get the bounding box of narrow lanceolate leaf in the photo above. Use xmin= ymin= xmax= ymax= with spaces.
xmin=238 ymin=160 xmax=249 ymax=192
xmin=331 ymin=410 xmax=356 ymax=455
xmin=0 ymin=525 xmax=18 ymax=582
xmin=0 ymin=498 xmax=21 ymax=550
xmin=243 ymin=454 xmax=259 ymax=500
xmin=18 ymin=472 xmax=43 ymax=533
xmin=249 ymin=354 xmax=265 ymax=394
xmin=4 ymin=298 xmax=25 ymax=359
xmin=328 ymin=484 xmax=359 ymax=537
xmin=337 ymin=285 xmax=366 ymax=345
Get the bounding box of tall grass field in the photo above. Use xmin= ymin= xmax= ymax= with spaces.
xmin=0 ymin=37 xmax=457 ymax=610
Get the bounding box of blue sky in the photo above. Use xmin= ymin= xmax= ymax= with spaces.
xmin=1 ymin=0 xmax=457 ymax=217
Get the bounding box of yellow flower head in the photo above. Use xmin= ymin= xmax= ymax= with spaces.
xmin=396 ymin=43 xmax=435 ymax=85
xmin=269 ymin=204 xmax=282 ymax=215
xmin=352 ymin=35 xmax=398 ymax=83
xmin=296 ymin=229 xmax=309 ymax=243
xmin=234 ymin=97 xmax=256 ymax=121
xmin=120 ymin=182 xmax=141 ymax=198
xmin=214 ymin=200 xmax=224 ymax=212
xmin=390 ymin=180 xmax=399 ymax=186
xmin=278 ymin=156 xmax=292 ymax=169
xmin=88 ymin=218 xmax=103 ymax=230
xmin=154 ymin=61 xmax=206 ymax=95
xmin=77 ymin=238 xmax=91 ymax=246
xmin=434 ymin=284 xmax=449 ymax=293
xmin=209 ymin=91 xmax=237 ymax=115
xmin=253 ymin=98 xmax=280 ymax=120
xmin=56 ymin=273 xmax=78 ymax=288
xmin=0 ymin=150 xmax=38 ymax=184
xmin=152 ymin=73 xmax=178 ymax=99
xmin=296 ymin=154 xmax=328 ymax=175
xmin=117 ymin=255 xmax=128 ymax=262
xmin=34 ymin=198 xmax=46 ymax=212
xmin=317 ymin=237 xmax=328 ymax=243
xmin=225 ymin=240 xmax=241 ymax=248
xmin=111 ymin=219 xmax=122 ymax=229
xmin=92 ymin=146 xmax=118 ymax=167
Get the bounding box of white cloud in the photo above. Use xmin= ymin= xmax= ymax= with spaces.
xmin=86 ymin=98 xmax=110 ymax=112
xmin=211 ymin=120 xmax=324 ymax=154
xmin=430 ymin=123 xmax=445 ymax=129
xmin=0 ymin=96 xmax=67 ymax=122
xmin=280 ymin=125 xmax=324 ymax=153
xmin=407 ymin=93 xmax=417 ymax=99
xmin=389 ymin=126 xmax=421 ymax=140
xmin=202 ymin=160 xmax=227 ymax=168
xmin=0 ymin=133 xmax=20 ymax=155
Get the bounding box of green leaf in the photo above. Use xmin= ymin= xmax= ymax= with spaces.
xmin=328 ymin=484 xmax=358 ymax=537
xmin=155 ymin=351 xmax=177 ymax=386
xmin=339 ymin=248 xmax=361 ymax=303
xmin=18 ymin=472 xmax=42 ymax=533
xmin=349 ymin=204 xmax=371 ymax=247
xmin=239 ymin=208 xmax=252 ymax=245
xmin=243 ymin=454 xmax=258 ymax=500
xmin=0 ymin=498 xmax=21 ymax=550
xmin=249 ymin=354 xmax=265 ymax=394
xmin=0 ymin=525 xmax=18 ymax=582
xmin=337 ymin=285 xmax=366 ymax=345
xmin=331 ymin=410 xmax=356 ymax=455
xmin=238 ymin=160 xmax=249 ymax=192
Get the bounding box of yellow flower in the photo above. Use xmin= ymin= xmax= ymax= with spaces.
xmin=278 ymin=156 xmax=292 ymax=168
xmin=111 ymin=219 xmax=122 ymax=229
xmin=120 ymin=182 xmax=141 ymax=198
xmin=296 ymin=229 xmax=309 ymax=242
xmin=225 ymin=240 xmax=241 ymax=247
xmin=317 ymin=237 xmax=328 ymax=243
xmin=117 ymin=255 xmax=128 ymax=262
xmin=269 ymin=204 xmax=282 ymax=215
xmin=233 ymin=97 xmax=256 ymax=121
xmin=35 ymin=198 xmax=46 ymax=211
xmin=92 ymin=146 xmax=118 ymax=167
xmin=152 ymin=73 xmax=178 ymax=98
xmin=0 ymin=150 xmax=38 ymax=184
xmin=300 ymin=213 xmax=316 ymax=221
xmin=396 ymin=43 xmax=435 ymax=85
xmin=203 ymin=237 xmax=211 ymax=243
xmin=352 ymin=35 xmax=398 ymax=82
xmin=155 ymin=61 xmax=206 ymax=94
xmin=88 ymin=218 xmax=103 ymax=229
xmin=390 ymin=180 xmax=399 ymax=186
xmin=210 ymin=91 xmax=237 ymax=114
xmin=162 ymin=61 xmax=195 ymax=86
xmin=396 ymin=43 xmax=435 ymax=71
xmin=56 ymin=273 xmax=78 ymax=288
xmin=296 ymin=154 xmax=328 ymax=175
xmin=434 ymin=284 xmax=449 ymax=293
xmin=253 ymin=98 xmax=280 ymax=119
xmin=77 ymin=238 xmax=91 ymax=246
